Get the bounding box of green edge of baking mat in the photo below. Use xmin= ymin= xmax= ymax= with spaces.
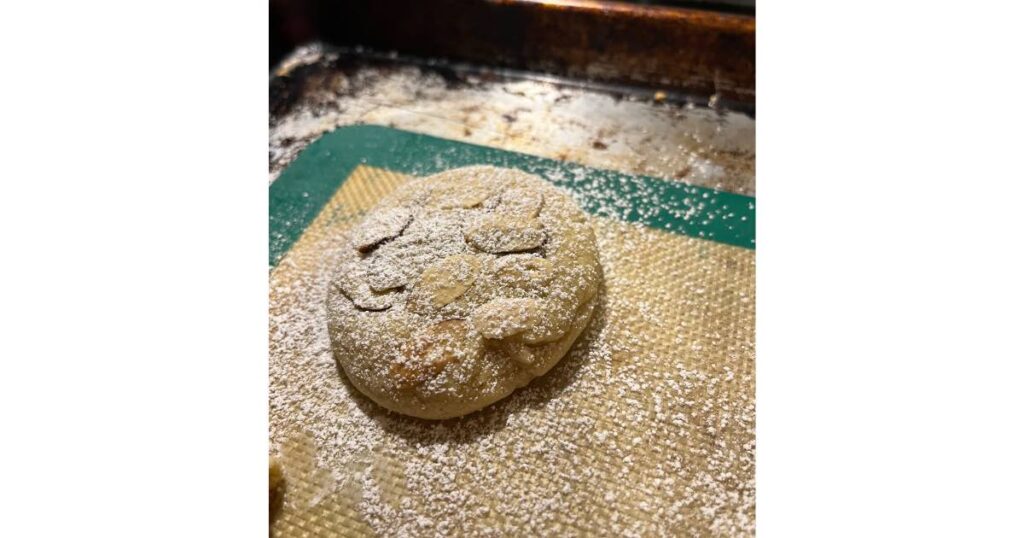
xmin=270 ymin=124 xmax=755 ymax=267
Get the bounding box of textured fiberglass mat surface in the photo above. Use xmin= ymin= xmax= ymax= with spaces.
xmin=269 ymin=126 xmax=755 ymax=537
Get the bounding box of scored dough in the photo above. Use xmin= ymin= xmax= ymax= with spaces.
xmin=327 ymin=166 xmax=601 ymax=420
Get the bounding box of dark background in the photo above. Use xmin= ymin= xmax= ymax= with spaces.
xmin=269 ymin=0 xmax=755 ymax=105
xmin=271 ymin=0 xmax=755 ymax=68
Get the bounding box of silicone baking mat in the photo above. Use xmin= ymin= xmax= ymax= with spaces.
xmin=269 ymin=125 xmax=755 ymax=536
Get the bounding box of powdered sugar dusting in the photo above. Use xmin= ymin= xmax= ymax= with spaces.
xmin=270 ymin=170 xmax=755 ymax=536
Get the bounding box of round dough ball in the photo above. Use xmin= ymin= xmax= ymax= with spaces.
xmin=327 ymin=166 xmax=601 ymax=419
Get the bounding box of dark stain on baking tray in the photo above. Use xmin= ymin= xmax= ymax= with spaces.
xmin=270 ymin=45 xmax=753 ymax=125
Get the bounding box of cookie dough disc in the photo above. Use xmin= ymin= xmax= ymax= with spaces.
xmin=327 ymin=165 xmax=601 ymax=419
